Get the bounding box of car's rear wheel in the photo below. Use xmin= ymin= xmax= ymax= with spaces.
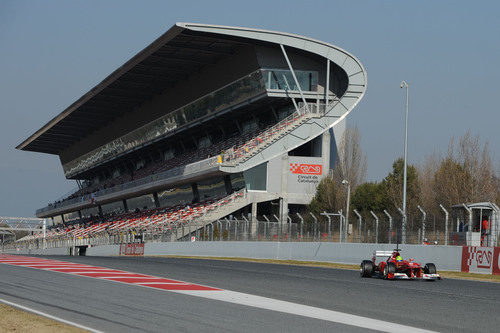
xmin=384 ymin=262 xmax=396 ymax=279
xmin=424 ymin=263 xmax=436 ymax=274
xmin=360 ymin=260 xmax=373 ymax=277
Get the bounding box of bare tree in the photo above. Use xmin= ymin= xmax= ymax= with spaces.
xmin=420 ymin=131 xmax=499 ymax=210
xmin=309 ymin=126 xmax=366 ymax=214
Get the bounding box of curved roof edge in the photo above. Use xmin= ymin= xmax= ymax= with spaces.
xmin=17 ymin=22 xmax=367 ymax=153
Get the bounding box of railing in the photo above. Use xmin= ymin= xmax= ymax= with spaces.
xmin=37 ymin=101 xmax=328 ymax=215
xmin=221 ymin=102 xmax=327 ymax=165
xmin=62 ymin=70 xmax=268 ymax=178
xmin=37 ymin=156 xmax=221 ymax=214
xmin=62 ymin=68 xmax=320 ymax=178
xmin=23 ymin=189 xmax=248 ymax=249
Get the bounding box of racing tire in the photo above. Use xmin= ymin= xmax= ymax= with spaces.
xmin=360 ymin=260 xmax=373 ymax=278
xmin=384 ymin=262 xmax=396 ymax=279
xmin=424 ymin=263 xmax=436 ymax=274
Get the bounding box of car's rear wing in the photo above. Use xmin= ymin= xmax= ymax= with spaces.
xmin=374 ymin=250 xmax=393 ymax=257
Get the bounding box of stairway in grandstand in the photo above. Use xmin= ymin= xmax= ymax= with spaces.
xmin=221 ymin=100 xmax=334 ymax=167
xmin=166 ymin=189 xmax=256 ymax=241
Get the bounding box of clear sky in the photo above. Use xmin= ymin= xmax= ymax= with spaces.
xmin=1 ymin=0 xmax=499 ymax=217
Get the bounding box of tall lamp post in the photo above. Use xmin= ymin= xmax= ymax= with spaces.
xmin=342 ymin=179 xmax=351 ymax=241
xmin=400 ymin=80 xmax=409 ymax=244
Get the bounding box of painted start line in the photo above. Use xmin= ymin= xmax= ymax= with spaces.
xmin=0 ymin=254 xmax=435 ymax=333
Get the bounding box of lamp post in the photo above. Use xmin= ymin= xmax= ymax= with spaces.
xmin=342 ymin=179 xmax=351 ymax=241
xmin=400 ymin=80 xmax=409 ymax=244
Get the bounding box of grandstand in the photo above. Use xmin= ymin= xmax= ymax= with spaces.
xmin=16 ymin=23 xmax=366 ymax=246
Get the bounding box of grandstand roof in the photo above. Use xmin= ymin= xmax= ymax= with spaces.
xmin=16 ymin=24 xmax=254 ymax=154
xmin=18 ymin=23 xmax=366 ymax=155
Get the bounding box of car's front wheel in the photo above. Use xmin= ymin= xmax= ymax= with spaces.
xmin=384 ymin=262 xmax=396 ymax=279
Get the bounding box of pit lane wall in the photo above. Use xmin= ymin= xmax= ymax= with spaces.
xmin=85 ymin=242 xmax=463 ymax=271
xmin=8 ymin=243 xmax=500 ymax=274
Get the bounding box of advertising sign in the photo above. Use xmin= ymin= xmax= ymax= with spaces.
xmin=119 ymin=243 xmax=145 ymax=256
xmin=461 ymin=246 xmax=494 ymax=274
xmin=493 ymin=247 xmax=500 ymax=275
xmin=287 ymin=157 xmax=324 ymax=195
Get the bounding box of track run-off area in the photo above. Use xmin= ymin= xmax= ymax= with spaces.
xmin=0 ymin=255 xmax=498 ymax=332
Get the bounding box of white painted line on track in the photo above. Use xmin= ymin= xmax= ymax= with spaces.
xmin=175 ymin=290 xmax=437 ymax=333
xmin=0 ymin=298 xmax=104 ymax=333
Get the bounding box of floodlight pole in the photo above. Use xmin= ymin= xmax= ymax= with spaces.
xmin=342 ymin=180 xmax=351 ymax=242
xmin=400 ymin=81 xmax=409 ymax=244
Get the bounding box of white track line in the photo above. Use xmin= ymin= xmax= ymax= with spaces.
xmin=175 ymin=290 xmax=437 ymax=333
xmin=0 ymin=298 xmax=104 ymax=333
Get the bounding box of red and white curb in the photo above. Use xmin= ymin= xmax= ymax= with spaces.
xmin=0 ymin=255 xmax=436 ymax=332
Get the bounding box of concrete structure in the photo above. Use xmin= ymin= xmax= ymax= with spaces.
xmin=18 ymin=23 xmax=366 ymax=230
xmin=8 ymin=242 xmax=462 ymax=272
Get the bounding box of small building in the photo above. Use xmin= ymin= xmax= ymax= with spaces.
xmin=450 ymin=202 xmax=499 ymax=246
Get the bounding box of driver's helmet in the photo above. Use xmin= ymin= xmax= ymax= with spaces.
xmin=396 ymin=255 xmax=403 ymax=262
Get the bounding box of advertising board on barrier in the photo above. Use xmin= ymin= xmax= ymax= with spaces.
xmin=119 ymin=243 xmax=145 ymax=256
xmin=461 ymin=246 xmax=500 ymax=275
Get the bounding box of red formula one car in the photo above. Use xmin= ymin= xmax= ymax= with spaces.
xmin=360 ymin=249 xmax=441 ymax=280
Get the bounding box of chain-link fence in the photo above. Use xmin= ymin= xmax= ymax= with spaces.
xmin=5 ymin=208 xmax=500 ymax=252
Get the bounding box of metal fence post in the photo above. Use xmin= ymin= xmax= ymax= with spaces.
xmin=273 ymin=214 xmax=280 ymax=241
xmin=417 ymin=205 xmax=426 ymax=244
xmin=439 ymin=204 xmax=449 ymax=246
xmin=296 ymin=213 xmax=304 ymax=241
xmin=225 ymin=218 xmax=230 ymax=241
xmin=383 ymin=210 xmax=393 ymax=244
xmin=370 ymin=211 xmax=379 ymax=244
xmin=321 ymin=211 xmax=332 ymax=242
xmin=287 ymin=216 xmax=292 ymax=242
xmin=309 ymin=212 xmax=318 ymax=241
xmin=353 ymin=209 xmax=362 ymax=243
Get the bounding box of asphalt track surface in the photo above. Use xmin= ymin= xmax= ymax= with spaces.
xmin=0 ymin=255 xmax=499 ymax=332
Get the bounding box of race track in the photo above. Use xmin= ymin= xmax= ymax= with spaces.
xmin=0 ymin=255 xmax=498 ymax=332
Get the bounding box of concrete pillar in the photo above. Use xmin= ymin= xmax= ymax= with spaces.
xmin=153 ymin=192 xmax=160 ymax=208
xmin=192 ymin=183 xmax=200 ymax=202
xmin=322 ymin=130 xmax=331 ymax=170
xmin=281 ymin=154 xmax=288 ymax=224
xmin=224 ymin=175 xmax=232 ymax=195
xmin=122 ymin=199 xmax=129 ymax=212
xmin=98 ymin=205 xmax=103 ymax=215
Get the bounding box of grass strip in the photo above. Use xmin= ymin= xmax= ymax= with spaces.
xmin=152 ymin=255 xmax=500 ymax=283
xmin=0 ymin=303 xmax=86 ymax=333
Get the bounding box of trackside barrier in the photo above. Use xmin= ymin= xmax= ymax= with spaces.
xmin=461 ymin=246 xmax=500 ymax=275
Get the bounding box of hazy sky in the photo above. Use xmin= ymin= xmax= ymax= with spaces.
xmin=1 ymin=0 xmax=499 ymax=217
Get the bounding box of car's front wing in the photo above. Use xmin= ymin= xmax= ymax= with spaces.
xmin=392 ymin=273 xmax=441 ymax=280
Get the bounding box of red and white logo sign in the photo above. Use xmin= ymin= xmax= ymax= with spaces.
xmin=493 ymin=247 xmax=500 ymax=275
xmin=119 ymin=243 xmax=145 ymax=256
xmin=461 ymin=246 xmax=494 ymax=274
xmin=290 ymin=163 xmax=322 ymax=175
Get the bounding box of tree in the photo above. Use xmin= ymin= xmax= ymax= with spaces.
xmin=382 ymin=158 xmax=420 ymax=216
xmin=419 ymin=131 xmax=500 ymax=211
xmin=308 ymin=126 xmax=366 ymax=215
xmin=351 ymin=182 xmax=388 ymax=213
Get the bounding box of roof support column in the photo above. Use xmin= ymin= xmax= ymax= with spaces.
xmin=280 ymin=44 xmax=310 ymax=112
xmin=325 ymin=59 xmax=330 ymax=107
